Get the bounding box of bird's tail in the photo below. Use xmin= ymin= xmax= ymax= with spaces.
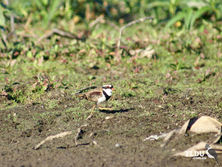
xmin=75 ymin=86 xmax=97 ymax=94
xmin=215 ymin=157 xmax=219 ymax=165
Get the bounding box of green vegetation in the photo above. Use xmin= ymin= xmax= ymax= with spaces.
xmin=1 ymin=0 xmax=222 ymax=112
xmin=0 ymin=1 xmax=221 ymax=98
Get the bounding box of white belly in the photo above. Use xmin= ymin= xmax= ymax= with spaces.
xmin=206 ymin=151 xmax=215 ymax=159
xmin=97 ymin=95 xmax=106 ymax=104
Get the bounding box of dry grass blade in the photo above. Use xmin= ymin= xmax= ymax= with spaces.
xmin=117 ymin=17 xmax=153 ymax=50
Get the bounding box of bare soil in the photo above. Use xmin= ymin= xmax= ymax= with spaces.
xmin=0 ymin=89 xmax=221 ymax=167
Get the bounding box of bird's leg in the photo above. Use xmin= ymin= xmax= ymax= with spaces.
xmin=86 ymin=104 xmax=96 ymax=120
xmin=92 ymin=104 xmax=96 ymax=111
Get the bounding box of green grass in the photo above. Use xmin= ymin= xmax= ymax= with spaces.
xmin=1 ymin=16 xmax=222 ymax=125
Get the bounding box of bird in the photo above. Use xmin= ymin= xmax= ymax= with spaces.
xmin=205 ymin=144 xmax=219 ymax=164
xmin=76 ymin=85 xmax=114 ymax=117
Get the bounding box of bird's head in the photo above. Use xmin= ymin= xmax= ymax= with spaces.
xmin=102 ymin=85 xmax=114 ymax=96
xmin=205 ymin=144 xmax=211 ymax=149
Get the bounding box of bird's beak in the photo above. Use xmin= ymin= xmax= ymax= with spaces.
xmin=112 ymin=88 xmax=115 ymax=91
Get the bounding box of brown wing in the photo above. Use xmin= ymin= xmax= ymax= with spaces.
xmin=86 ymin=89 xmax=102 ymax=102
xmin=76 ymin=93 xmax=87 ymax=99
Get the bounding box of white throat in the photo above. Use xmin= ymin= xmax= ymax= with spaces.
xmin=103 ymin=88 xmax=112 ymax=96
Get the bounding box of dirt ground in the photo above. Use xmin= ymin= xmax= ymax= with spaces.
xmin=0 ymin=87 xmax=221 ymax=167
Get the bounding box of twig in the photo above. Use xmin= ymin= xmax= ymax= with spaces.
xmin=74 ymin=124 xmax=88 ymax=146
xmin=33 ymin=131 xmax=73 ymax=150
xmin=37 ymin=28 xmax=83 ymax=43
xmin=86 ymin=112 xmax=94 ymax=120
xmin=33 ymin=123 xmax=89 ymax=149
xmin=89 ymin=15 xmax=104 ymax=28
xmin=10 ymin=15 xmax=15 ymax=33
xmin=117 ymin=17 xmax=153 ymax=50
xmin=89 ymin=15 xmax=118 ymax=30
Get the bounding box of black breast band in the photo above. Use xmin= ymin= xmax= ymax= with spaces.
xmin=103 ymin=90 xmax=111 ymax=101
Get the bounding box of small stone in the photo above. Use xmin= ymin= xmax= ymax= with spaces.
xmin=105 ymin=116 xmax=113 ymax=120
